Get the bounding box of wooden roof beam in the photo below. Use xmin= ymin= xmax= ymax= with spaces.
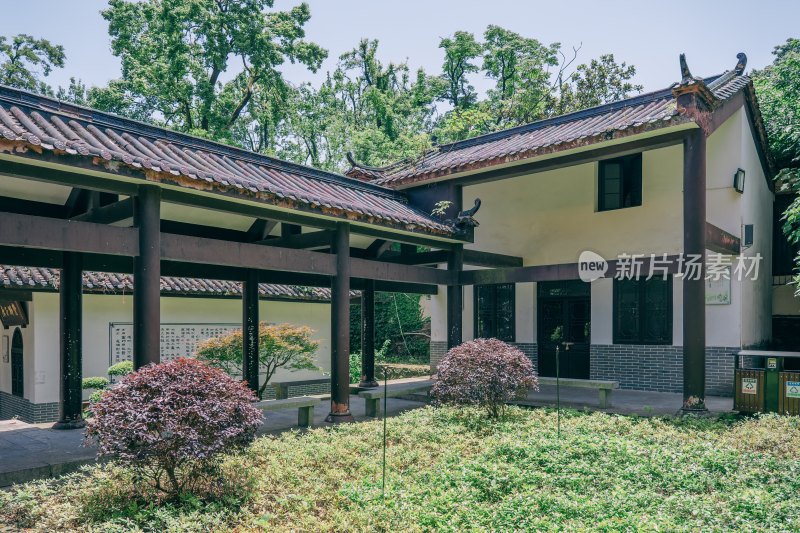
xmin=463 ymin=249 xmax=523 ymax=268
xmin=255 ymin=230 xmax=334 ymax=249
xmin=71 ymin=197 xmax=133 ymax=224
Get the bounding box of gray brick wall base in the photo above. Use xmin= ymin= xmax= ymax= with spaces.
xmin=430 ymin=341 xmax=538 ymax=373
xmin=511 ymin=343 xmax=538 ymax=363
xmin=591 ymin=345 xmax=736 ymax=396
xmin=430 ymin=341 xmax=447 ymax=372
xmin=261 ymin=381 xmax=330 ymax=400
xmin=430 ymin=341 xmax=736 ymax=397
xmin=0 ymin=391 xmax=59 ymax=423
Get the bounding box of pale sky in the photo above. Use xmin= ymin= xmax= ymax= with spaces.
xmin=2 ymin=0 xmax=798 ymax=98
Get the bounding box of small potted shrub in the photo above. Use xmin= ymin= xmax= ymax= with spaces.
xmin=81 ymin=361 xmax=134 ymax=412
xmin=86 ymin=358 xmax=262 ymax=499
xmin=432 ymin=338 xmax=538 ymax=418
xmin=107 ymin=360 xmax=133 ymax=382
xmin=81 ymin=377 xmax=110 ymax=412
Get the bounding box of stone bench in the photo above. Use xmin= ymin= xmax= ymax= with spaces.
xmin=271 ymin=378 xmax=330 ymax=400
xmin=536 ymin=377 xmax=619 ymax=408
xmin=358 ymin=380 xmax=435 ymax=417
xmin=254 ymin=396 xmax=320 ymax=427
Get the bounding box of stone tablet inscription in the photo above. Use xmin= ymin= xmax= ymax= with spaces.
xmin=109 ymin=322 xmax=240 ymax=365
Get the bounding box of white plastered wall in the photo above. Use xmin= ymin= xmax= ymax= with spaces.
xmin=433 ymin=144 xmax=686 ymax=346
xmin=430 ymin=122 xmax=773 ymax=350
xmin=0 ymin=303 xmax=36 ymax=400
xmin=29 ymin=292 xmax=332 ymax=404
xmin=705 ymin=107 xmax=745 ymax=348
xmin=704 ymin=106 xmax=773 ymax=347
xmin=738 ymin=109 xmax=774 ymax=346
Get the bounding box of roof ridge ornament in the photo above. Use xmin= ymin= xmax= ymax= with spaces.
xmin=455 ymin=198 xmax=481 ymax=228
xmin=679 ymin=53 xmax=700 ymax=85
xmin=734 ymin=52 xmax=747 ymax=76
xmin=671 ymin=53 xmax=720 ymax=109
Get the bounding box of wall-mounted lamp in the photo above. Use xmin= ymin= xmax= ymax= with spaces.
xmin=733 ymin=168 xmax=746 ymax=193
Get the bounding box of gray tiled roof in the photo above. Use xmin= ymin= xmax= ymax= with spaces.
xmin=0 ymin=86 xmax=454 ymax=235
xmin=0 ymin=265 xmax=340 ymax=301
xmin=347 ymin=73 xmax=752 ymax=187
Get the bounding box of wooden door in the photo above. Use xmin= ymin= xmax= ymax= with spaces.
xmin=537 ymin=282 xmax=591 ymax=379
xmin=11 ymin=328 xmax=23 ymax=398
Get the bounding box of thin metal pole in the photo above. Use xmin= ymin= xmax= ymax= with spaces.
xmin=382 ymin=365 xmax=388 ymax=499
xmin=556 ymin=345 xmax=561 ymax=439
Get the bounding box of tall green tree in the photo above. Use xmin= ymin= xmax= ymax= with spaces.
xmin=350 ymin=292 xmax=429 ymax=362
xmin=277 ymin=78 xmax=346 ymax=170
xmin=436 ymin=31 xmax=482 ymax=110
xmin=754 ymin=39 xmax=800 ymax=178
xmin=753 ymin=38 xmax=800 ymax=286
xmin=278 ymin=39 xmax=436 ymax=171
xmin=0 ymin=34 xmax=65 ymax=95
xmin=434 ymin=30 xmax=642 ymax=143
xmin=482 ymin=25 xmax=559 ymax=125
xmin=557 ymin=54 xmax=642 ymax=114
xmin=100 ymin=0 xmax=326 ymax=143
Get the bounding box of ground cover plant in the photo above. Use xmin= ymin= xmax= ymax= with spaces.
xmin=2 ymin=407 xmax=799 ymax=532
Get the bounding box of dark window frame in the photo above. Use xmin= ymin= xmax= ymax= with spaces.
xmin=598 ymin=153 xmax=643 ymax=212
xmin=474 ymin=283 xmax=516 ymax=342
xmin=613 ymin=276 xmax=672 ymax=345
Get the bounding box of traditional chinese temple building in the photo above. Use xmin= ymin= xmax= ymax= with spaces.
xmin=0 ymin=53 xmax=795 ymax=424
xmin=349 ymin=53 xmax=798 ymax=398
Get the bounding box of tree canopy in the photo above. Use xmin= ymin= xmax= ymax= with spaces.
xmin=0 ymin=34 xmax=64 ymax=95
xmin=99 ymin=0 xmax=326 ymax=145
xmin=0 ymin=4 xmax=647 ymax=172
xmin=753 ymin=38 xmax=800 ymax=286
xmin=753 ymin=39 xmax=800 ymax=178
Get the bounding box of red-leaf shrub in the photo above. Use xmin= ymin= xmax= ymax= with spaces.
xmin=86 ymin=358 xmax=262 ymax=498
xmin=431 ymin=338 xmax=538 ymax=418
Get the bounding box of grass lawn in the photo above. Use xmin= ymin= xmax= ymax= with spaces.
xmin=2 ymin=406 xmax=799 ymax=532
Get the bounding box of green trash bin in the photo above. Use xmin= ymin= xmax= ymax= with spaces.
xmin=764 ymin=356 xmax=782 ymax=413
xmin=734 ymin=368 xmax=764 ymax=413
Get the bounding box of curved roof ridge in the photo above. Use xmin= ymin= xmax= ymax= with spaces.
xmin=368 ymin=69 xmax=755 ymax=187
xmin=0 ymin=84 xmax=402 ymax=200
xmin=434 ymin=77 xmax=726 ymax=154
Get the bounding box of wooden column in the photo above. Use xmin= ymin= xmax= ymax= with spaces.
xmin=447 ymin=245 xmax=463 ymax=349
xmin=53 ymin=252 xmax=85 ymax=429
xmin=682 ymin=128 xmax=707 ymax=412
xmin=133 ymin=185 xmax=161 ymax=370
xmin=359 ymin=279 xmax=378 ymax=388
xmin=326 ymin=223 xmax=354 ymax=422
xmin=242 ymin=269 xmax=260 ymax=396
